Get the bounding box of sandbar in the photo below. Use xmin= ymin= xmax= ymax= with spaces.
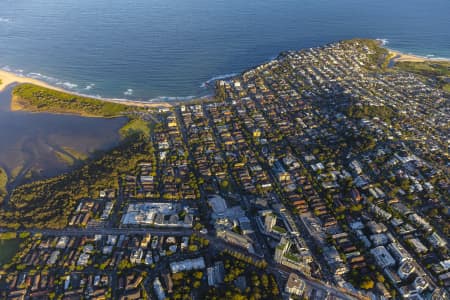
xmin=0 ymin=69 xmax=172 ymax=109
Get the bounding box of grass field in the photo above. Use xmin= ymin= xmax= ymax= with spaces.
xmin=12 ymin=83 xmax=134 ymax=117
xmin=119 ymin=119 xmax=151 ymax=138
xmin=0 ymin=167 xmax=7 ymax=204
xmin=0 ymin=168 xmax=7 ymax=194
xmin=395 ymin=60 xmax=450 ymax=92
xmin=395 ymin=60 xmax=450 ymax=77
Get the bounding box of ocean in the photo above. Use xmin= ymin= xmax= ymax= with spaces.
xmin=0 ymin=0 xmax=449 ymax=101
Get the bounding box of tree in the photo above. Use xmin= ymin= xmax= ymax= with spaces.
xmin=220 ymin=180 xmax=230 ymax=190
xmin=117 ymin=259 xmax=132 ymax=271
xmin=261 ymin=274 xmax=269 ymax=289
xmin=194 ymin=271 xmax=203 ymax=280
xmin=376 ymin=272 xmax=385 ymax=283
xmin=360 ymin=278 xmax=374 ymax=290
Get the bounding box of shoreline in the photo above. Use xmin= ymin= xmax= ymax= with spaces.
xmin=0 ymin=69 xmax=172 ymax=109
xmin=1 ymin=41 xmax=448 ymax=112
xmin=387 ymin=49 xmax=450 ymax=63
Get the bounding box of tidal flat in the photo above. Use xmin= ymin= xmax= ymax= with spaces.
xmin=0 ymin=85 xmax=128 ymax=189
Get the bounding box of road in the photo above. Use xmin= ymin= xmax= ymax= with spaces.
xmin=267 ymin=264 xmax=368 ymax=300
xmin=0 ymin=225 xmax=372 ymax=299
xmin=0 ymin=227 xmax=193 ymax=237
xmin=201 ymin=231 xmax=368 ymax=300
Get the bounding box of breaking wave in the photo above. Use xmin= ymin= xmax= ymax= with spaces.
xmin=57 ymin=82 xmax=78 ymax=89
xmin=124 ymin=88 xmax=133 ymax=96
xmin=148 ymin=95 xmax=197 ymax=102
xmin=1 ymin=65 xmax=213 ymax=103
xmin=26 ymin=72 xmax=79 ymax=90
xmin=85 ymin=83 xmax=95 ymax=90
xmin=200 ymin=72 xmax=239 ymax=88
xmin=376 ymin=38 xmax=389 ymax=46
xmin=376 ymin=38 xmax=450 ymax=61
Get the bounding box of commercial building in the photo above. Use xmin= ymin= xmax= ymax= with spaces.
xmin=285 ymin=273 xmax=306 ymax=297
xmin=370 ymin=246 xmax=395 ymax=268
xmin=387 ymin=243 xmax=411 ymax=264
xmin=216 ymin=229 xmax=255 ymax=253
xmin=170 ymin=257 xmax=205 ymax=273
xmin=264 ymin=213 xmax=277 ymax=232
xmin=274 ymin=237 xmax=291 ymax=263
xmin=207 ymin=261 xmax=225 ymax=286
xmin=398 ymin=261 xmax=415 ymax=280
xmin=275 ymin=237 xmax=311 ymax=275
xmin=121 ymin=202 xmax=193 ymax=228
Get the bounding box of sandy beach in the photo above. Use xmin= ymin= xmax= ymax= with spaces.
xmin=0 ymin=69 xmax=172 ymax=109
xmin=0 ymin=70 xmax=68 ymax=93
xmin=388 ymin=50 xmax=449 ymax=63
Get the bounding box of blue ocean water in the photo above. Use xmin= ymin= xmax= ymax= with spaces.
xmin=0 ymin=0 xmax=449 ymax=100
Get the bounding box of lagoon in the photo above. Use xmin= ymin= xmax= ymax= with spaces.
xmin=0 ymin=86 xmax=127 ymax=188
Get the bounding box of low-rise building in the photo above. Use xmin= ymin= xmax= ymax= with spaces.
xmin=427 ymin=232 xmax=447 ymax=248
xmin=408 ymin=238 xmax=428 ymax=254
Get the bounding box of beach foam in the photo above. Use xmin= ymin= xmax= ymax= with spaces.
xmin=388 ymin=48 xmax=450 ymax=62
xmin=422 ymin=54 xmax=450 ymax=61
xmin=27 ymin=72 xmax=60 ymax=83
xmin=57 ymin=82 xmax=78 ymax=89
xmin=0 ymin=17 xmax=11 ymax=23
xmin=124 ymin=89 xmax=134 ymax=96
xmin=376 ymin=38 xmax=389 ymax=46
xmin=200 ymin=73 xmax=239 ymax=88
xmin=149 ymin=95 xmax=197 ymax=102
xmin=2 ymin=66 xmax=23 ymax=75
xmin=25 ymin=72 xmax=80 ymax=90
xmin=85 ymin=83 xmax=95 ymax=90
